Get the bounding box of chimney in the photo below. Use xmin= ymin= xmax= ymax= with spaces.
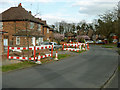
xmin=29 ymin=11 xmax=32 ymax=14
xmin=18 ymin=3 xmax=22 ymax=7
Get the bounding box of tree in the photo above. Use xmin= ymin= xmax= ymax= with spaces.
xmin=95 ymin=9 xmax=118 ymax=43
xmin=53 ymin=33 xmax=64 ymax=44
xmin=76 ymin=25 xmax=81 ymax=30
xmin=71 ymin=23 xmax=76 ymax=33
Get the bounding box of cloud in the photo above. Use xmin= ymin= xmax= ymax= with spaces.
xmin=36 ymin=13 xmax=83 ymax=25
xmin=72 ymin=0 xmax=119 ymax=16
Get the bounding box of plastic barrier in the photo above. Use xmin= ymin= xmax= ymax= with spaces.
xmin=62 ymin=42 xmax=89 ymax=52
xmin=7 ymin=45 xmax=53 ymax=64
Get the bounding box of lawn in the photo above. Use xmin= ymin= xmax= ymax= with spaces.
xmin=2 ymin=61 xmax=36 ymax=72
xmin=53 ymin=54 xmax=71 ymax=60
xmin=118 ymin=66 xmax=120 ymax=71
xmin=101 ymin=44 xmax=117 ymax=48
xmin=72 ymin=50 xmax=86 ymax=53
xmin=117 ymin=49 xmax=120 ymax=55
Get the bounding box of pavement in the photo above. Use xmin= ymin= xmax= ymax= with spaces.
xmin=2 ymin=45 xmax=118 ymax=88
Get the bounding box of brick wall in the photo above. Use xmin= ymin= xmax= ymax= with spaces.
xmin=43 ymin=27 xmax=49 ymax=41
xmin=3 ymin=21 xmax=44 ymax=46
xmin=49 ymin=30 xmax=53 ymax=42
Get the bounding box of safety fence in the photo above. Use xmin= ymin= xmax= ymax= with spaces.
xmin=62 ymin=43 xmax=89 ymax=52
xmin=7 ymin=45 xmax=54 ymax=64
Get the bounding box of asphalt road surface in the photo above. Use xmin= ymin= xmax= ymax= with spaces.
xmin=2 ymin=45 xmax=118 ymax=88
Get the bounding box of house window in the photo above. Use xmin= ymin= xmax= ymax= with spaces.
xmin=38 ymin=24 xmax=41 ymax=31
xmin=32 ymin=37 xmax=35 ymax=46
xmin=30 ymin=22 xmax=34 ymax=29
xmin=39 ymin=37 xmax=43 ymax=43
xmin=47 ymin=28 xmax=49 ymax=33
xmin=0 ymin=22 xmax=3 ymax=29
xmin=16 ymin=37 xmax=20 ymax=45
xmin=47 ymin=38 xmax=49 ymax=41
xmin=36 ymin=37 xmax=43 ymax=45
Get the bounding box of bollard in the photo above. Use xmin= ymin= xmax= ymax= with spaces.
xmin=54 ymin=51 xmax=58 ymax=61
xmin=36 ymin=53 xmax=42 ymax=64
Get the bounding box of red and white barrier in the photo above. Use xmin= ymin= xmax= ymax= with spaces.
xmin=9 ymin=45 xmax=52 ymax=51
xmin=63 ymin=48 xmax=81 ymax=51
xmin=62 ymin=42 xmax=89 ymax=52
xmin=7 ymin=45 xmax=53 ymax=63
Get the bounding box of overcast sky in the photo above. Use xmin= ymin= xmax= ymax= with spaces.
xmin=0 ymin=0 xmax=119 ymax=25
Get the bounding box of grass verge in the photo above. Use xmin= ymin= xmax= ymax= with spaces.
xmin=2 ymin=61 xmax=36 ymax=72
xmin=117 ymin=49 xmax=120 ymax=55
xmin=118 ymin=66 xmax=120 ymax=71
xmin=101 ymin=44 xmax=117 ymax=48
xmin=53 ymin=54 xmax=71 ymax=60
xmin=72 ymin=50 xmax=86 ymax=53
xmin=102 ymin=46 xmax=114 ymax=48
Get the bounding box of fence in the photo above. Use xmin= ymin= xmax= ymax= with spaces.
xmin=7 ymin=45 xmax=53 ymax=63
xmin=62 ymin=43 xmax=89 ymax=52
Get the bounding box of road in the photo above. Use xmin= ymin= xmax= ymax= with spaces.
xmin=2 ymin=45 xmax=118 ymax=88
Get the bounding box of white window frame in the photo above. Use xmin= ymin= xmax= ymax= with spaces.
xmin=30 ymin=22 xmax=34 ymax=29
xmin=47 ymin=28 xmax=49 ymax=33
xmin=16 ymin=37 xmax=20 ymax=45
xmin=39 ymin=37 xmax=43 ymax=43
xmin=38 ymin=24 xmax=41 ymax=31
xmin=0 ymin=22 xmax=3 ymax=30
xmin=47 ymin=38 xmax=50 ymax=41
xmin=32 ymin=37 xmax=35 ymax=46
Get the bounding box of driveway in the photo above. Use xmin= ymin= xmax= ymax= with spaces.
xmin=2 ymin=45 xmax=118 ymax=88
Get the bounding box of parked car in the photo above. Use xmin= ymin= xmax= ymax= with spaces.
xmin=117 ymin=42 xmax=120 ymax=48
xmin=41 ymin=42 xmax=51 ymax=45
xmin=50 ymin=42 xmax=62 ymax=50
xmin=96 ymin=40 xmax=105 ymax=44
xmin=86 ymin=40 xmax=94 ymax=44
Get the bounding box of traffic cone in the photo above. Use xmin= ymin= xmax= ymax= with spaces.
xmin=54 ymin=51 xmax=58 ymax=61
xmin=88 ymin=44 xmax=90 ymax=50
xmin=36 ymin=53 xmax=42 ymax=64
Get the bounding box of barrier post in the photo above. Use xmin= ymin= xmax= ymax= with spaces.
xmin=34 ymin=46 xmax=36 ymax=61
xmin=54 ymin=51 xmax=58 ymax=61
xmin=62 ymin=43 xmax=64 ymax=50
xmin=67 ymin=44 xmax=68 ymax=48
xmin=77 ymin=44 xmax=79 ymax=52
xmin=7 ymin=46 xmax=9 ymax=59
xmin=85 ymin=44 xmax=86 ymax=50
xmin=87 ymin=44 xmax=89 ymax=50
xmin=51 ymin=45 xmax=53 ymax=58
xmin=80 ymin=44 xmax=81 ymax=51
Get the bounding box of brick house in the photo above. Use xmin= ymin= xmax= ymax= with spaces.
xmin=49 ymin=28 xmax=54 ymax=42
xmin=0 ymin=3 xmax=46 ymax=53
xmin=40 ymin=19 xmax=51 ymax=42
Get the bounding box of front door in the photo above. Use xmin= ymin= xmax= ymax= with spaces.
xmin=3 ymin=39 xmax=8 ymax=53
xmin=32 ymin=37 xmax=35 ymax=46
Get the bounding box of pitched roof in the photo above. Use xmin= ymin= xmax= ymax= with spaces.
xmin=0 ymin=3 xmax=43 ymax=25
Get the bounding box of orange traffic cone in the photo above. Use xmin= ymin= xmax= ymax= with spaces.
xmin=54 ymin=51 xmax=58 ymax=61
xmin=36 ymin=53 xmax=42 ymax=64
